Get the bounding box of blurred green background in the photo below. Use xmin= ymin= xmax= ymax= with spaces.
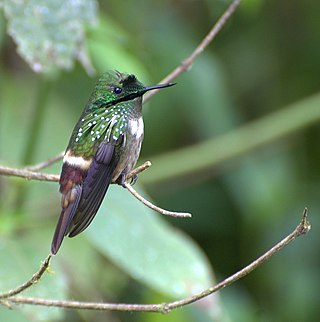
xmin=0 ymin=0 xmax=319 ymax=321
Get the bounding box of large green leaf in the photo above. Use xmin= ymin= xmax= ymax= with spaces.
xmin=85 ymin=185 xmax=218 ymax=306
xmin=1 ymin=0 xmax=97 ymax=73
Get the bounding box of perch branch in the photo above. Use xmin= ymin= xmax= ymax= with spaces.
xmin=25 ymin=152 xmax=64 ymax=171
xmin=0 ymin=160 xmax=150 ymax=183
xmin=2 ymin=209 xmax=310 ymax=312
xmin=0 ymin=161 xmax=190 ymax=218
xmin=125 ymin=182 xmax=191 ymax=218
xmin=126 ymin=161 xmax=152 ymax=180
xmin=125 ymin=161 xmax=191 ymax=217
xmin=0 ymin=165 xmax=60 ymax=182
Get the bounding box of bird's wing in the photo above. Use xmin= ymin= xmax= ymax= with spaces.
xmin=68 ymin=142 xmax=118 ymax=237
xmin=51 ymin=142 xmax=118 ymax=254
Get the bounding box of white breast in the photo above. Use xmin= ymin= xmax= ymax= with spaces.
xmin=129 ymin=117 xmax=144 ymax=139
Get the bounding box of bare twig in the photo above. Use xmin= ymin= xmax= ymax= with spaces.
xmin=125 ymin=161 xmax=191 ymax=217
xmin=125 ymin=182 xmax=192 ymax=218
xmin=25 ymin=152 xmax=64 ymax=171
xmin=0 ymin=161 xmax=190 ymax=218
xmin=3 ymin=209 xmax=310 ymax=311
xmin=0 ymin=160 xmax=150 ymax=183
xmin=126 ymin=161 xmax=152 ymax=180
xmin=144 ymin=0 xmax=242 ymax=103
xmin=0 ymin=165 xmax=60 ymax=182
xmin=0 ymin=255 xmax=52 ymax=299
xmin=159 ymin=208 xmax=311 ymax=312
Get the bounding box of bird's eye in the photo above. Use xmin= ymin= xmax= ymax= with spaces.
xmin=114 ymin=87 xmax=122 ymax=94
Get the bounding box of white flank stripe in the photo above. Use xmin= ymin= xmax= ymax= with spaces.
xmin=63 ymin=150 xmax=92 ymax=169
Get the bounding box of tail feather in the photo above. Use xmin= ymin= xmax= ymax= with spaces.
xmin=51 ymin=185 xmax=82 ymax=254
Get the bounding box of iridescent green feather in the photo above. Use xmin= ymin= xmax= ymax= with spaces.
xmin=67 ymin=71 xmax=145 ymax=158
xmin=70 ymin=101 xmax=132 ymax=158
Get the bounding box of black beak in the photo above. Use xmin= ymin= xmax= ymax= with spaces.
xmin=142 ymin=82 xmax=176 ymax=94
xmin=109 ymin=83 xmax=175 ymax=107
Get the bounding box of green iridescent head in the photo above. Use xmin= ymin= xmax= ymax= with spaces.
xmin=89 ymin=70 xmax=175 ymax=110
xmin=69 ymin=70 xmax=175 ymax=156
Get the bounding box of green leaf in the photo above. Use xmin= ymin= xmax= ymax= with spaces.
xmin=86 ymin=15 xmax=147 ymax=77
xmin=1 ymin=0 xmax=97 ymax=73
xmin=86 ymin=185 xmax=216 ymax=300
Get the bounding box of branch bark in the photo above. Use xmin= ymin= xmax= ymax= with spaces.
xmin=1 ymin=209 xmax=310 ymax=312
xmin=125 ymin=181 xmax=191 ymax=218
xmin=0 ymin=161 xmax=190 ymax=218
xmin=25 ymin=152 xmax=64 ymax=171
xmin=0 ymin=165 xmax=60 ymax=182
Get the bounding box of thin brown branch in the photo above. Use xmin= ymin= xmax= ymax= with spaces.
xmin=0 ymin=160 xmax=190 ymax=218
xmin=126 ymin=161 xmax=152 ymax=180
xmin=25 ymin=152 xmax=64 ymax=171
xmin=0 ymin=160 xmax=149 ymax=183
xmin=161 ymin=208 xmax=311 ymax=311
xmin=3 ymin=209 xmax=310 ymax=312
xmin=124 ymin=181 xmax=192 ymax=218
xmin=0 ymin=165 xmax=60 ymax=182
xmin=126 ymin=161 xmax=191 ymax=217
xmin=144 ymin=0 xmax=242 ymax=103
xmin=0 ymin=255 xmax=52 ymax=299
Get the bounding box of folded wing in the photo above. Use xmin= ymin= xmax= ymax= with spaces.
xmin=51 ymin=142 xmax=118 ymax=254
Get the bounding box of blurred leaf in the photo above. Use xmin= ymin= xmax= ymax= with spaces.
xmin=85 ymin=186 xmax=219 ymax=314
xmin=1 ymin=0 xmax=97 ymax=73
xmin=177 ymin=56 xmax=237 ymax=139
xmin=222 ymin=153 xmax=296 ymax=224
xmin=221 ymin=288 xmax=261 ymax=322
xmin=144 ymin=92 xmax=320 ymax=184
xmin=87 ymin=15 xmax=147 ymax=77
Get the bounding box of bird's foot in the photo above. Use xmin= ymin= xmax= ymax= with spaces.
xmin=129 ymin=174 xmax=138 ymax=186
xmin=117 ymin=173 xmax=138 ymax=188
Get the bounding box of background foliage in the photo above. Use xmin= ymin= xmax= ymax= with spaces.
xmin=0 ymin=0 xmax=319 ymax=321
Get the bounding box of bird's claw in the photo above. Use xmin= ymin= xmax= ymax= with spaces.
xmin=118 ymin=173 xmax=138 ymax=188
xmin=130 ymin=174 xmax=138 ymax=186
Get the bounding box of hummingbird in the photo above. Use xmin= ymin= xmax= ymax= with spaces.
xmin=51 ymin=70 xmax=175 ymax=254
